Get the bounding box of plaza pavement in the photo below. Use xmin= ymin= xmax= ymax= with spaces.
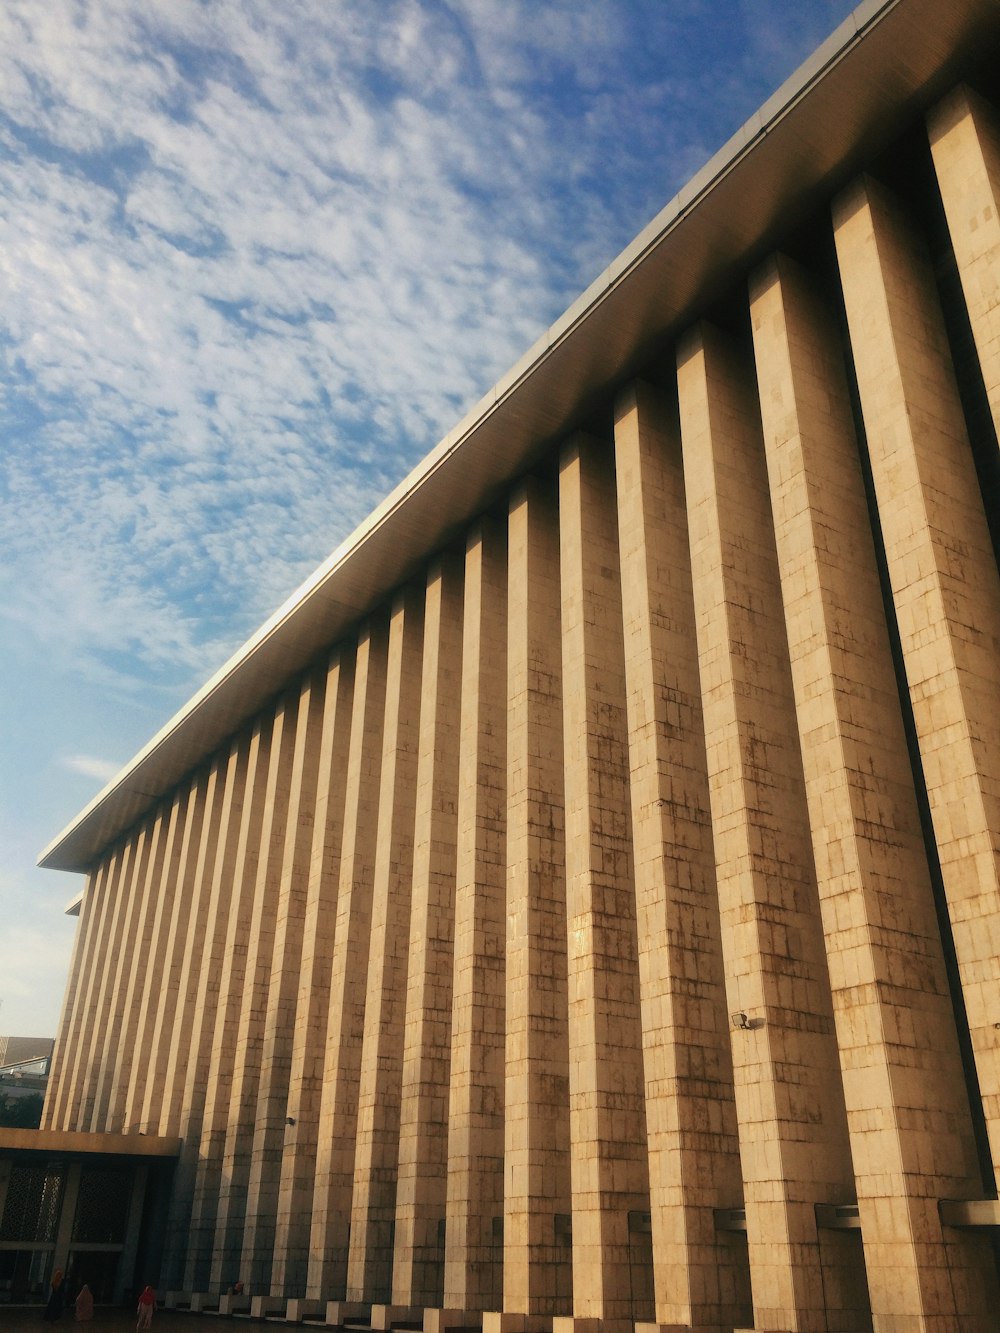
xmin=0 ymin=1312 xmax=273 ymax=1332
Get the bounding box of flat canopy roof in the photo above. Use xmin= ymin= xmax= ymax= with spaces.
xmin=40 ymin=0 xmax=1000 ymax=873
xmin=0 ymin=1127 xmax=182 ymax=1159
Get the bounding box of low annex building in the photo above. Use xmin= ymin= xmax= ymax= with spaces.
xmin=31 ymin=1 xmax=1000 ymax=1329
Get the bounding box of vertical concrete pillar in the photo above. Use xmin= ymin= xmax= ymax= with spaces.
xmin=498 ymin=477 xmax=572 ymax=1326
xmin=554 ymin=434 xmax=651 ymax=1333
xmin=117 ymin=1163 xmax=150 ymax=1303
xmin=271 ymin=647 xmax=356 ymax=1296
xmin=88 ymin=821 xmax=163 ymax=1131
xmin=928 ymin=85 xmax=1000 ymax=440
xmin=103 ymin=808 xmax=170 ymax=1132
xmin=184 ymin=712 xmax=276 ymax=1292
xmin=835 ymin=175 xmax=1000 ymax=1200
xmin=163 ymin=732 xmax=252 ymax=1291
xmin=42 ymin=874 xmax=92 ymax=1130
xmin=121 ymin=786 xmax=190 ymax=1130
xmin=51 ymin=1163 xmax=82 ymax=1277
xmin=45 ymin=861 xmax=109 ymax=1129
xmin=156 ymin=756 xmax=227 ymax=1136
xmin=614 ymin=380 xmax=749 ymax=1333
xmin=678 ymin=321 xmax=869 ymax=1333
xmin=391 ymin=555 xmax=463 ymax=1314
xmin=78 ymin=835 xmax=140 ymax=1130
xmin=682 ymin=309 xmax=989 ymax=1332
xmin=241 ymin=665 xmax=329 ymax=1290
xmin=210 ymin=686 xmax=302 ymax=1290
xmin=346 ymin=586 xmax=425 ymax=1305
xmin=444 ymin=517 xmax=507 ymax=1317
xmin=307 ymin=616 xmax=390 ymax=1300
xmin=751 ymin=250 xmax=974 ymax=1328
xmin=136 ymin=770 xmax=211 ymax=1132
xmin=55 ymin=849 xmax=122 ymax=1128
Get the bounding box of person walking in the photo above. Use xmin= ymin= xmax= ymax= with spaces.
xmin=43 ymin=1269 xmax=65 ymax=1322
xmin=73 ymin=1283 xmax=94 ymax=1322
xmin=136 ymin=1285 xmax=156 ymax=1330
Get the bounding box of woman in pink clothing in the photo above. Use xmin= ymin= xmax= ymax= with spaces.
xmin=136 ymin=1285 xmax=156 ymax=1330
xmin=74 ymin=1282 xmax=94 ymax=1321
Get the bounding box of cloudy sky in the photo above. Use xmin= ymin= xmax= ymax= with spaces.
xmin=1 ymin=0 xmax=859 ymax=1037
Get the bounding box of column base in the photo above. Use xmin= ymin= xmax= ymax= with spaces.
xmin=189 ymin=1292 xmax=220 ymax=1312
xmin=164 ymin=1291 xmax=190 ymax=1310
xmin=327 ymin=1301 xmax=372 ymax=1325
xmin=251 ymin=1294 xmax=289 ymax=1318
xmin=482 ymin=1316 xmax=553 ymax=1333
xmin=370 ymin=1305 xmax=424 ymax=1330
xmin=286 ymin=1298 xmax=325 ymax=1321
xmin=636 ymin=1325 xmax=720 ymax=1333
xmin=424 ymin=1310 xmax=483 ymax=1333
xmin=219 ymin=1293 xmax=252 ymax=1315
xmin=558 ymin=1322 xmax=673 ymax=1333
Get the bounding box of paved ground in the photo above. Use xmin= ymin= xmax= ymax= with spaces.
xmin=0 ymin=1312 xmax=274 ymax=1332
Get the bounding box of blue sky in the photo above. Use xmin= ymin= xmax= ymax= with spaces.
xmin=0 ymin=0 xmax=859 ymax=1036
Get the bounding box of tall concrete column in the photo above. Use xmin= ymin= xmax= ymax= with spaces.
xmin=117 ymin=1164 xmax=150 ymax=1303
xmin=45 ymin=862 xmax=108 ymax=1129
xmin=163 ymin=733 xmax=252 ymax=1291
xmin=103 ymin=808 xmax=170 ymax=1132
xmin=271 ymin=646 xmax=356 ymax=1297
xmin=121 ymin=787 xmax=190 ymax=1130
xmin=89 ymin=817 xmax=169 ymax=1132
xmin=928 ymin=85 xmax=1000 ymax=442
xmin=554 ymin=433 xmax=651 ymax=1333
xmin=184 ymin=712 xmax=276 ymax=1293
xmin=157 ymin=755 xmax=227 ymax=1136
xmin=210 ymin=686 xmax=302 ymax=1290
xmin=42 ymin=872 xmax=92 ymax=1129
xmin=614 ymin=380 xmax=749 ymax=1333
xmin=496 ymin=476 xmax=572 ymax=1328
xmin=391 ymin=555 xmax=464 ymax=1315
xmin=835 ymin=175 xmax=1000 ymax=1202
xmin=307 ymin=617 xmax=390 ymax=1300
xmin=678 ymin=320 xmax=866 ymax=1333
xmin=78 ymin=835 xmax=141 ymax=1130
xmin=51 ymin=1163 xmax=82 ymax=1278
xmin=241 ymin=665 xmax=329 ymax=1291
xmin=55 ymin=849 xmax=122 ymax=1128
xmin=444 ymin=517 xmax=507 ymax=1317
xmin=346 ymin=585 xmax=425 ymax=1305
xmin=751 ymin=250 xmax=976 ymax=1329
xmin=135 ymin=769 xmax=212 ymax=1132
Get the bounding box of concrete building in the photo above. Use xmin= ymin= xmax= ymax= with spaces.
xmin=0 ymin=1039 xmax=54 ymax=1075
xmin=25 ymin=0 xmax=1000 ymax=1329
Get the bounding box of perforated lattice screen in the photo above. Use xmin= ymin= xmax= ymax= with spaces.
xmin=73 ymin=1166 xmax=132 ymax=1244
xmin=0 ymin=1164 xmax=64 ymax=1241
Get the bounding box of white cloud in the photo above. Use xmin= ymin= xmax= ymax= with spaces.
xmin=0 ymin=0 xmax=859 ymax=1032
xmin=2 ymin=2 xmax=600 ymax=698
xmin=0 ymin=2 xmax=861 ymax=683
xmin=61 ymin=754 xmax=124 ymax=783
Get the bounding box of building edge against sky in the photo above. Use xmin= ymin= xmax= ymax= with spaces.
xmin=19 ymin=0 xmax=1000 ymax=1329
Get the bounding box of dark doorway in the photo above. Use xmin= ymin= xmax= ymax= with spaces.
xmin=68 ymin=1250 xmax=121 ymax=1305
